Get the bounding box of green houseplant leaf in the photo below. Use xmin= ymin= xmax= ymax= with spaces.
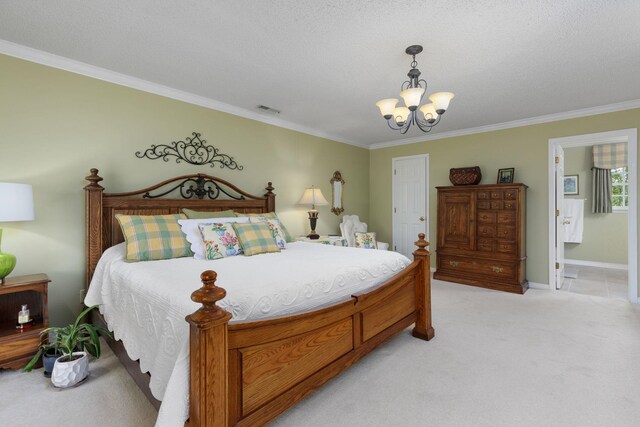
xmin=23 ymin=305 xmax=112 ymax=371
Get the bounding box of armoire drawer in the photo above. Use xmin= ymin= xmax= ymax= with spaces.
xmin=478 ymin=211 xmax=496 ymax=223
xmin=477 ymin=225 xmax=496 ymax=237
xmin=496 ymin=225 xmax=516 ymax=240
xmin=504 ymin=200 xmax=516 ymax=210
xmin=504 ymin=189 xmax=517 ymax=200
xmin=477 ymin=239 xmax=494 ymax=252
xmin=477 ymin=201 xmax=490 ymax=209
xmin=439 ymin=255 xmax=517 ymax=280
xmin=497 ymin=211 xmax=516 ymax=224
xmin=496 ymin=240 xmax=516 ymax=253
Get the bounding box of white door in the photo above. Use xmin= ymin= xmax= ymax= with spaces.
xmin=555 ymin=145 xmax=565 ymax=289
xmin=392 ymin=155 xmax=428 ymax=258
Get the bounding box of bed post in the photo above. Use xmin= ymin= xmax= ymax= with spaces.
xmin=265 ymin=182 xmax=275 ymax=212
xmin=185 ymin=271 xmax=232 ymax=427
xmin=84 ymin=168 xmax=104 ymax=288
xmin=412 ymin=233 xmax=435 ymax=341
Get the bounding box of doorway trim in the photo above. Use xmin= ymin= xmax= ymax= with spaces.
xmin=391 ymin=153 xmax=429 ymax=255
xmin=547 ymin=128 xmax=638 ymax=303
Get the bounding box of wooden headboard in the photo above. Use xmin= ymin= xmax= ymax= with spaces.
xmin=84 ymin=168 xmax=275 ymax=288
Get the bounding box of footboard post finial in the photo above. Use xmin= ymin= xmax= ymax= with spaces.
xmin=185 ymin=271 xmax=232 ymax=427
xmin=412 ymin=233 xmax=435 ymax=341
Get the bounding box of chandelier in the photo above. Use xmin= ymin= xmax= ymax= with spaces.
xmin=376 ymin=45 xmax=454 ymax=134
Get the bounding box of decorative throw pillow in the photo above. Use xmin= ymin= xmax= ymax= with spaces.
xmin=198 ymin=223 xmax=244 ymax=260
xmin=116 ymin=214 xmax=191 ymax=262
xmin=182 ymin=208 xmax=236 ymax=219
xmin=232 ymin=222 xmax=281 ymax=256
xmin=249 ymin=217 xmax=287 ymax=249
xmin=354 ymin=232 xmax=378 ymax=249
xmin=178 ymin=217 xmax=250 ymax=259
xmin=239 ymin=212 xmax=293 ymax=243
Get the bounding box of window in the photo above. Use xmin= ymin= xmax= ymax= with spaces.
xmin=612 ymin=166 xmax=629 ymax=211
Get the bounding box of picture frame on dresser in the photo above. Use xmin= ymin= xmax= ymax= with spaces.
xmin=497 ymin=168 xmax=515 ymax=184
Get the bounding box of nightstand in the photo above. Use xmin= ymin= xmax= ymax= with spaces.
xmin=0 ymin=274 xmax=50 ymax=369
xmin=296 ymin=236 xmax=348 ymax=247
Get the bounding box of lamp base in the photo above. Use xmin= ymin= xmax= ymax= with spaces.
xmin=0 ymin=253 xmax=16 ymax=285
xmin=0 ymin=228 xmax=17 ymax=285
xmin=307 ymin=232 xmax=320 ymax=240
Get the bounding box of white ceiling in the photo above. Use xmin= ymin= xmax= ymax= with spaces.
xmin=1 ymin=1 xmax=639 ymax=147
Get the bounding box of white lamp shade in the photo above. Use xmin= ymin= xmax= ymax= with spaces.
xmin=419 ymin=103 xmax=439 ymax=121
xmin=375 ymin=98 xmax=398 ymax=118
xmin=400 ymin=87 xmax=425 ymax=108
xmin=298 ymin=187 xmax=329 ymax=207
xmin=428 ymin=92 xmax=455 ymax=112
xmin=393 ymin=107 xmax=411 ymax=125
xmin=0 ymin=183 xmax=34 ymax=222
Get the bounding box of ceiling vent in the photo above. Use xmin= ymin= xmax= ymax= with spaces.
xmin=257 ymin=105 xmax=281 ymax=115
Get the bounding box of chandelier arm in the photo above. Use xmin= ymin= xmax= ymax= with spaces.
xmin=386 ymin=119 xmax=407 ymax=131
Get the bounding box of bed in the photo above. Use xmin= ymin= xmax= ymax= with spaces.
xmin=84 ymin=169 xmax=434 ymax=426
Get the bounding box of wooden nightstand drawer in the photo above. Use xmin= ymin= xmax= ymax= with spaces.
xmin=0 ymin=333 xmax=42 ymax=368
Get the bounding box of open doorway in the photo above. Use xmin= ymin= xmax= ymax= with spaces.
xmin=548 ymin=129 xmax=638 ymax=303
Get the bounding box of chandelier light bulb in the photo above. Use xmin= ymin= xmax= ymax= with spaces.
xmin=419 ymin=103 xmax=439 ymax=123
xmin=428 ymin=92 xmax=455 ymax=114
xmin=393 ymin=107 xmax=410 ymax=125
xmin=399 ymin=87 xmax=425 ymax=110
xmin=376 ymin=98 xmax=399 ymax=119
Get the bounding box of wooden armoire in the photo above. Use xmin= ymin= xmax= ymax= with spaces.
xmin=433 ymin=183 xmax=528 ymax=294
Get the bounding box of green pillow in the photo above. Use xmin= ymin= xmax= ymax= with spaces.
xmin=182 ymin=208 xmax=236 ymax=219
xmin=240 ymin=212 xmax=293 ymax=243
xmin=116 ymin=214 xmax=191 ymax=262
xmin=232 ymin=222 xmax=281 ymax=256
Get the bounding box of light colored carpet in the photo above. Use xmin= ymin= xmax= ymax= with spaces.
xmin=0 ymin=338 xmax=157 ymax=427
xmin=2 ymin=280 xmax=639 ymax=427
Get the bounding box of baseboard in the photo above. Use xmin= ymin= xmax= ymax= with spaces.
xmin=564 ymin=259 xmax=628 ymax=270
xmin=528 ymin=282 xmax=550 ymax=290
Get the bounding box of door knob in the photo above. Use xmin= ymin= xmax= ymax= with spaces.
xmin=419 ymin=216 xmax=425 ymax=222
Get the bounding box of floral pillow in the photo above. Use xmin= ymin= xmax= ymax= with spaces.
xmin=354 ymin=232 xmax=377 ymax=249
xmin=249 ymin=217 xmax=287 ymax=249
xmin=198 ymin=222 xmax=244 ymax=260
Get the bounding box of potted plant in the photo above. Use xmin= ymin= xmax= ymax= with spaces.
xmin=23 ymin=338 xmax=62 ymax=378
xmin=24 ymin=305 xmax=111 ymax=388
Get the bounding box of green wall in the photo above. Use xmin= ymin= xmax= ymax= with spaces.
xmin=369 ymin=109 xmax=640 ymax=286
xmin=563 ymin=145 xmax=628 ymax=264
xmin=0 ymin=54 xmax=369 ymax=325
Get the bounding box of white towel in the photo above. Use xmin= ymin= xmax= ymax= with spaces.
xmin=563 ymin=199 xmax=584 ymax=243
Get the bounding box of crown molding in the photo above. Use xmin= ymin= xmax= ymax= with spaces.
xmin=369 ymin=99 xmax=640 ymax=150
xmin=0 ymin=39 xmax=369 ymax=149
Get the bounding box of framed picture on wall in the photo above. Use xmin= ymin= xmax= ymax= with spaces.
xmin=497 ymin=168 xmax=514 ymax=184
xmin=564 ymin=175 xmax=579 ymax=195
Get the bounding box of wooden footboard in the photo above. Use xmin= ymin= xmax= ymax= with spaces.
xmin=186 ymin=234 xmax=433 ymax=427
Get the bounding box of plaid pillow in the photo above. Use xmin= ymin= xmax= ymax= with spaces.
xmin=233 ymin=222 xmax=281 ymax=256
xmin=248 ymin=217 xmax=287 ymax=249
xmin=354 ymin=232 xmax=377 ymax=249
xmin=182 ymin=208 xmax=236 ymax=219
xmin=198 ymin=222 xmax=244 ymax=260
xmin=116 ymin=214 xmax=191 ymax=262
xmin=238 ymin=212 xmax=293 ymax=243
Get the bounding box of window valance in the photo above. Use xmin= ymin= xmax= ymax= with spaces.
xmin=592 ymin=142 xmax=627 ymax=169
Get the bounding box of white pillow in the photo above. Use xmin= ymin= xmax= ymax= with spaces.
xmin=178 ymin=217 xmax=250 ymax=260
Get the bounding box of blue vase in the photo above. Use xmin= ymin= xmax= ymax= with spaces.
xmin=216 ymin=230 xmax=225 ymax=236
xmin=226 ymin=248 xmax=236 ymax=256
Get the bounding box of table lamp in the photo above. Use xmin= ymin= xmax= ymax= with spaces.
xmin=298 ymin=186 xmax=329 ymax=240
xmin=0 ymin=183 xmax=34 ymax=284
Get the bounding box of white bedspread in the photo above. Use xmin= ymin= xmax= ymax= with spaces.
xmin=85 ymin=242 xmax=411 ymax=426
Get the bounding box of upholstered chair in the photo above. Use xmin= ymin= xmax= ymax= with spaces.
xmin=339 ymin=215 xmax=389 ymax=250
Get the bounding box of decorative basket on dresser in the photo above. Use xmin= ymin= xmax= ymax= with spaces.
xmin=433 ymin=184 xmax=528 ymax=294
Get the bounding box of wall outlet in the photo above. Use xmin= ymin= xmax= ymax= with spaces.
xmin=79 ymin=289 xmax=86 ymax=304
